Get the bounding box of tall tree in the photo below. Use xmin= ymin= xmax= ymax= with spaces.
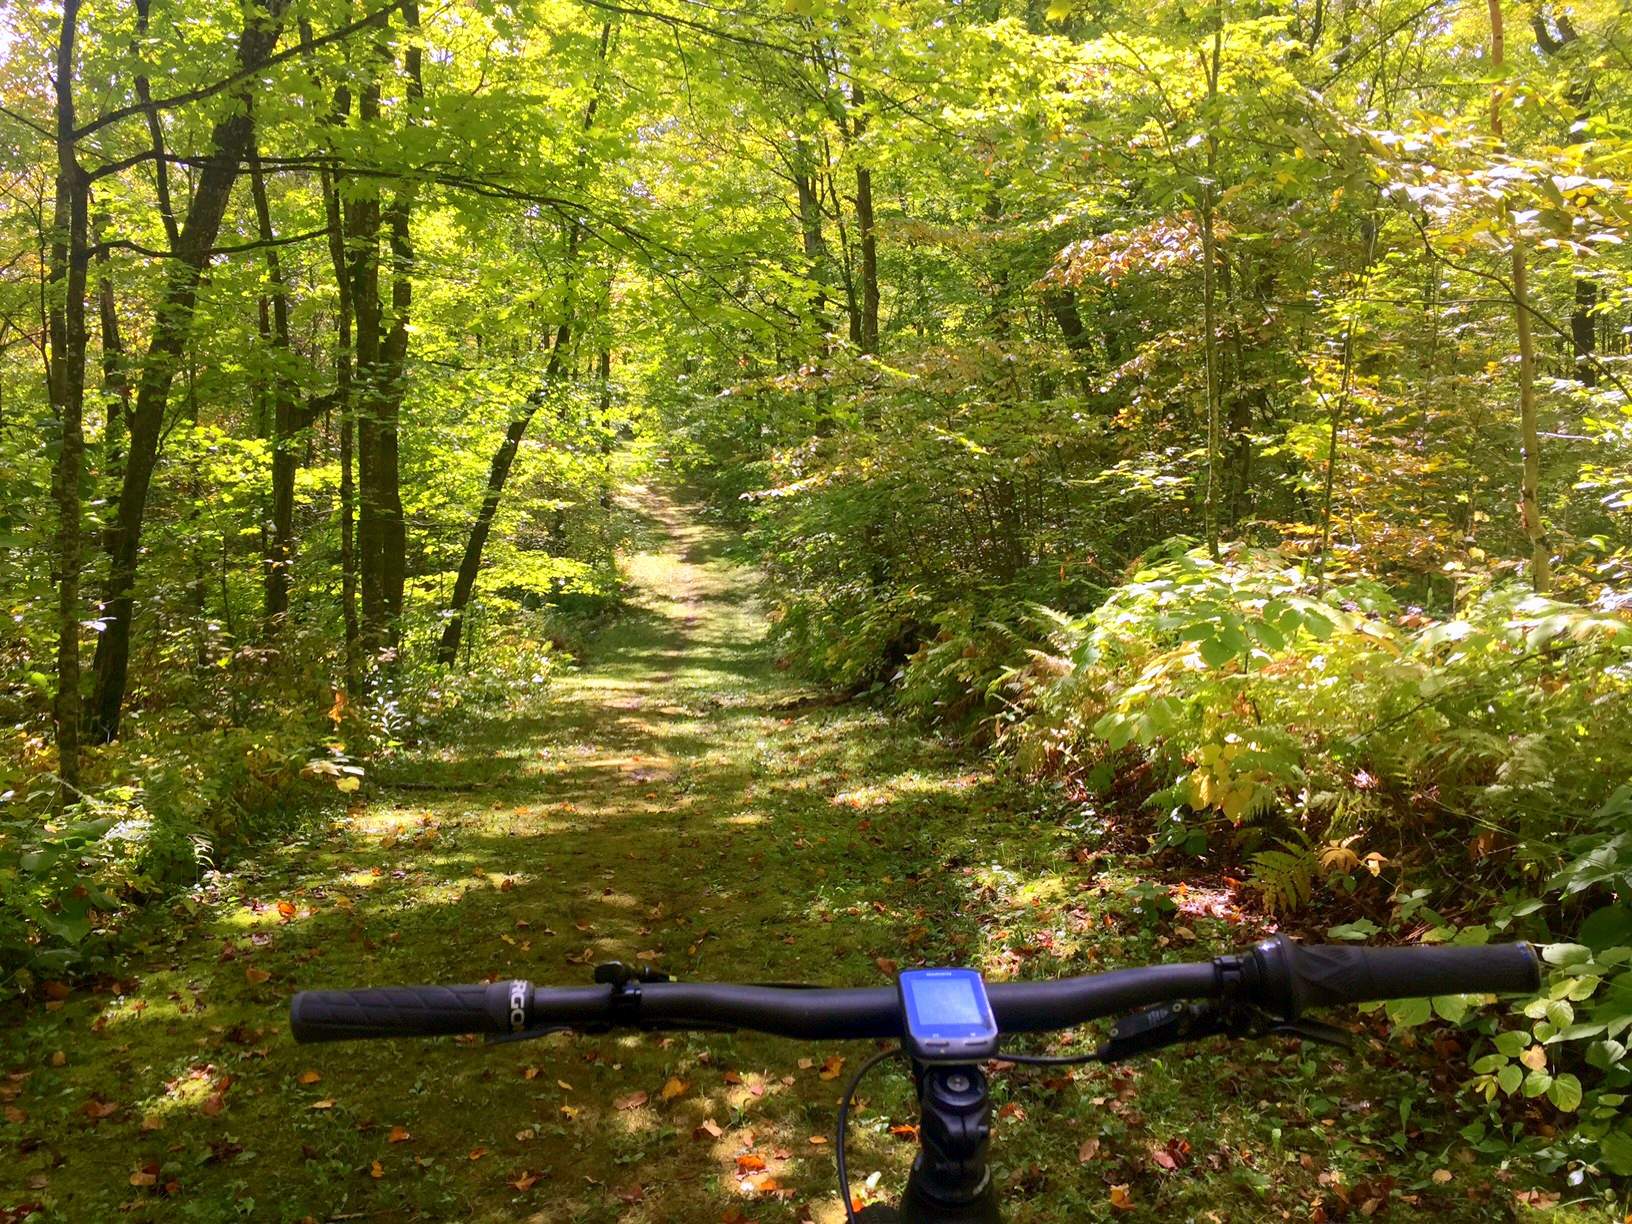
xmin=88 ymin=0 xmax=295 ymax=741
xmin=47 ymin=0 xmax=89 ymax=804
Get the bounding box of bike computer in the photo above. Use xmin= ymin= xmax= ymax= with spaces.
xmin=897 ymin=968 xmax=999 ymax=1062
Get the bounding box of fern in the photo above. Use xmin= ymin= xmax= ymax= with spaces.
xmin=1250 ymin=835 xmax=1318 ymax=913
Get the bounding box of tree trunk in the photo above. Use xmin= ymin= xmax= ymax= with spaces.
xmin=436 ymin=325 xmax=570 ymax=667
xmin=87 ymin=0 xmax=292 ymax=743
xmin=48 ymin=0 xmax=89 ymax=806
xmin=1199 ymin=19 xmax=1224 ymax=561
xmin=347 ymin=54 xmax=386 ymax=658
xmin=436 ymin=21 xmax=609 ymax=667
xmin=849 ymin=84 xmax=879 ymax=354
xmin=248 ymin=131 xmax=306 ymax=628
xmin=1489 ymin=0 xmax=1551 ymax=592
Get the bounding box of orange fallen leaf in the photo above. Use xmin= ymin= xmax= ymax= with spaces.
xmin=129 ymin=1164 xmax=159 ymax=1187
xmin=661 ymin=1076 xmax=689 ymax=1101
xmin=614 ymin=1091 xmax=648 ymax=1111
xmin=875 ymin=957 xmax=898 ymax=977
xmin=616 ymin=1184 xmax=645 ymax=1204
xmin=4 ymin=1106 xmax=26 ymax=1124
xmin=297 ymin=1070 xmax=321 ymax=1086
xmin=748 ymin=1174 xmax=785 ymax=1194
xmin=808 ymin=1135 xmax=829 ymax=1145
xmin=50 ymin=1051 xmax=66 ymax=1068
xmin=468 ymin=1147 xmax=488 ymax=1161
xmin=521 ymin=1066 xmax=540 ymax=1080
xmin=244 ymin=967 xmax=271 ymax=986
xmin=277 ymin=901 xmax=297 ymax=920
xmin=1109 ymin=1184 xmax=1134 ymax=1212
xmin=889 ymin=1124 xmax=919 ymax=1140
xmin=82 ymin=1098 xmax=119 ymax=1120
xmin=818 ymin=1055 xmax=845 ymax=1081
xmin=735 ymin=1154 xmax=767 ymax=1174
xmin=560 ymin=1105 xmax=580 ymax=1120
xmin=369 ymin=1160 xmax=384 ymax=1179
xmin=388 ymin=1125 xmax=411 ymax=1143
xmin=510 ymin=1170 xmax=540 ymax=1191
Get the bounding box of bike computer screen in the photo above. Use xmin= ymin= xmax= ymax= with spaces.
xmin=897 ymin=968 xmax=999 ymax=1062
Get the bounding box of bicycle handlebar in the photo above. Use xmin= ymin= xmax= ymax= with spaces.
xmin=289 ymin=936 xmax=1539 ymax=1045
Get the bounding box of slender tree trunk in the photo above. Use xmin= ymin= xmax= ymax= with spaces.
xmin=94 ymin=241 xmax=129 ymax=466
xmin=437 ymin=21 xmax=609 ymax=666
xmin=847 ymin=84 xmax=880 ymax=354
xmin=48 ymin=0 xmax=89 ymax=806
xmin=88 ymin=0 xmax=292 ymax=742
xmin=347 ymin=54 xmax=386 ymax=657
xmin=436 ymin=326 xmax=570 ymax=666
xmin=376 ymin=0 xmax=421 ymax=642
xmin=1198 ymin=20 xmax=1224 ymax=561
xmin=249 ymin=131 xmax=306 ymax=628
xmin=1489 ymin=0 xmax=1551 ymax=593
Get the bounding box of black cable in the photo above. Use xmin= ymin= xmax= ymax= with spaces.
xmin=835 ymin=1046 xmax=905 ymax=1224
xmin=997 ymin=1047 xmax=1111 ymax=1067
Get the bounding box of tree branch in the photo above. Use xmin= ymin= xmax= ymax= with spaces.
xmin=74 ymin=0 xmax=408 ymax=140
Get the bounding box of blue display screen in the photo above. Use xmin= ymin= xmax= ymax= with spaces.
xmin=902 ymin=970 xmax=993 ymax=1034
xmin=913 ymin=975 xmax=983 ymax=1025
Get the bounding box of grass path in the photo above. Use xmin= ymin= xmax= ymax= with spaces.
xmin=6 ymin=488 xmax=1551 ymax=1222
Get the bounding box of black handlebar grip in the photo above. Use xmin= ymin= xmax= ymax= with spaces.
xmin=1250 ymin=936 xmax=1540 ymax=1019
xmin=290 ymin=980 xmax=532 ymax=1043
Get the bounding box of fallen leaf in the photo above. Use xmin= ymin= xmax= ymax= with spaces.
xmin=616 ymin=1184 xmax=644 ymax=1204
xmin=4 ymin=1105 xmax=26 ymax=1124
xmin=468 ymin=1146 xmax=488 ymax=1161
xmin=129 ymin=1163 xmax=159 ymax=1188
xmin=277 ymin=901 xmax=297 ymax=920
xmin=560 ymin=1105 xmax=580 ymax=1120
xmin=244 ymin=967 xmax=271 ymax=986
xmin=388 ymin=1125 xmax=411 ymax=1143
xmin=297 ymin=1070 xmax=321 ymax=1086
xmin=1431 ymin=1169 xmax=1452 ymax=1184
xmin=735 ymin=1154 xmax=767 ymax=1174
xmin=661 ymin=1076 xmax=689 ymax=1101
xmin=1078 ymin=1137 xmax=1101 ymax=1163
xmin=82 ymin=1098 xmax=119 ymax=1120
xmin=748 ymin=1174 xmax=784 ymax=1194
xmin=808 ymin=1135 xmax=828 ymax=1145
xmin=1109 ymin=1184 xmax=1134 ymax=1212
xmin=818 ymin=1055 xmax=846 ymax=1081
xmin=310 ymin=1099 xmax=336 ymax=1111
xmin=889 ymin=1124 xmax=919 ymax=1140
xmin=875 ymin=957 xmax=898 ymax=977
xmin=614 ymin=1090 xmax=648 ymax=1111
xmin=556 ymin=1079 xmax=573 ymax=1092
xmin=369 ymin=1160 xmax=384 ymax=1179
xmin=509 ymin=1170 xmax=540 ymax=1191
xmin=50 ymin=1051 xmax=66 ymax=1068
xmin=694 ymin=1118 xmax=724 ymax=1140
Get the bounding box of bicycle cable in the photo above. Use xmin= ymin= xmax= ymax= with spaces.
xmin=997 ymin=1048 xmax=1109 ymax=1067
xmin=836 ymin=1046 xmax=904 ymax=1224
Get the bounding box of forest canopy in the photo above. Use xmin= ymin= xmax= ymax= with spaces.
xmin=3 ymin=0 xmax=1632 ymax=1214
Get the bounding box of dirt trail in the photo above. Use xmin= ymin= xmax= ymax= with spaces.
xmin=6 ymin=488 xmax=1506 ymax=1224
xmin=10 ymin=485 xmax=964 ymax=1223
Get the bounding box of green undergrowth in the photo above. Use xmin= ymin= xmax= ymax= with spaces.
xmin=2 ymin=492 xmax=1621 ymax=1222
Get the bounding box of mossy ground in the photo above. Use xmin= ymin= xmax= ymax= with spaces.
xmin=1 ymin=487 xmax=1601 ymax=1222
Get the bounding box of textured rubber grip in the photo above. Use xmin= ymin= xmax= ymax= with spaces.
xmin=290 ymin=982 xmax=524 ymax=1043
xmin=1251 ymin=937 xmax=1540 ymax=1019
